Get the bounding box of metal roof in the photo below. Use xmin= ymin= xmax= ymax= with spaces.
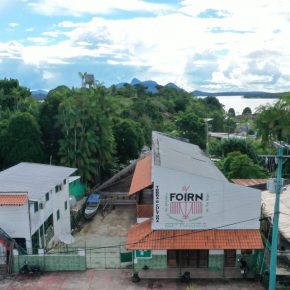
xmin=0 ymin=163 xmax=77 ymax=200
xmin=232 ymin=179 xmax=268 ymax=187
xmin=262 ymin=185 xmax=290 ymax=241
xmin=152 ymin=131 xmax=228 ymax=182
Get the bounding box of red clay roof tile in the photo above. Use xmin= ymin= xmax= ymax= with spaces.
xmin=127 ymin=219 xmax=264 ymax=250
xmin=129 ymin=154 xmax=152 ymax=195
xmin=0 ymin=194 xmax=28 ymax=206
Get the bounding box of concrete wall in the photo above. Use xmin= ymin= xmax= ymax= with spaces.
xmin=134 ymin=255 xmax=167 ymax=270
xmin=134 ymin=249 xmax=260 ymax=273
xmin=209 ymin=250 xmax=224 ymax=272
xmin=13 ymin=253 xmax=86 ymax=272
xmin=0 ymin=202 xmax=30 ymax=248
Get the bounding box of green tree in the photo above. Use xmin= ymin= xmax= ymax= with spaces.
xmin=255 ymin=100 xmax=290 ymax=145
xmin=0 ymin=78 xmax=31 ymax=111
xmin=202 ymin=96 xmax=224 ymax=111
xmin=39 ymin=86 xmax=71 ymax=163
xmin=2 ymin=112 xmax=43 ymax=167
xmin=113 ymin=119 xmax=144 ymax=164
xmin=228 ymin=108 xmax=235 ymax=117
xmin=219 ymin=151 xmax=268 ymax=179
xmin=58 ymin=87 xmax=114 ymax=184
xmin=242 ymin=107 xmax=252 ymax=115
xmin=175 ymin=112 xmax=206 ymax=149
xmin=209 ymin=138 xmax=258 ymax=161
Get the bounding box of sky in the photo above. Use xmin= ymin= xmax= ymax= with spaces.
xmin=0 ymin=0 xmax=290 ymax=92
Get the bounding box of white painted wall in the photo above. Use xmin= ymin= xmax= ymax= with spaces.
xmin=152 ymin=250 xmax=167 ymax=255
xmin=152 ymin=166 xmax=260 ymax=230
xmin=0 ymin=202 xmax=30 ymax=248
xmin=29 ymin=178 xmax=71 ymax=245
xmin=209 ymin=250 xmax=224 ymax=255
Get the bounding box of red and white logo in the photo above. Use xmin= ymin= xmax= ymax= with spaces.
xmin=168 ymin=185 xmax=203 ymax=220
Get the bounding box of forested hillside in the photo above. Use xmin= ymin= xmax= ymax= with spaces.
xmin=0 ymin=78 xmax=289 ymax=186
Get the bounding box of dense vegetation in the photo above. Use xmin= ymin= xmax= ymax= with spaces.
xmin=0 ymin=78 xmax=289 ymax=186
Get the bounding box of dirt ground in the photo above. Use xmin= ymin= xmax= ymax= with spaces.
xmin=72 ymin=205 xmax=136 ymax=248
xmin=0 ymin=270 xmax=265 ymax=290
xmin=68 ymin=205 xmax=136 ymax=268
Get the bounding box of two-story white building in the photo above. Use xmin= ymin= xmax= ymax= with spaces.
xmin=0 ymin=162 xmax=76 ymax=254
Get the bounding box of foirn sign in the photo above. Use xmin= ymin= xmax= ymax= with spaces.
xmin=152 ymin=167 xmax=220 ymax=230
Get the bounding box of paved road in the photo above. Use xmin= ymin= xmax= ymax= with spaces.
xmin=0 ymin=270 xmax=265 ymax=290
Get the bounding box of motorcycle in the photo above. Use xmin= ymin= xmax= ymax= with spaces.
xmin=238 ymin=257 xmax=249 ymax=279
xmin=19 ymin=260 xmax=42 ymax=275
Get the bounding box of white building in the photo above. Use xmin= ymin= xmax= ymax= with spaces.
xmin=127 ymin=132 xmax=263 ymax=278
xmin=0 ymin=162 xmax=76 ymax=254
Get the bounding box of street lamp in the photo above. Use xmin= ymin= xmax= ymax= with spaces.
xmin=204 ymin=118 xmax=213 ymax=154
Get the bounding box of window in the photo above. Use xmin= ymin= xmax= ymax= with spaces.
xmin=45 ymin=192 xmax=49 ymax=201
xmin=55 ymin=184 xmax=62 ymax=193
xmin=64 ymin=201 xmax=68 ymax=210
xmin=63 ymin=179 xmax=66 ymax=185
xmin=39 ymin=203 xmax=44 ymax=210
xmin=34 ymin=202 xmax=39 ymax=213
xmin=57 ymin=210 xmax=60 ymax=220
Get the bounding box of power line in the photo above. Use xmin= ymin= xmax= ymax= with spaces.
xmin=65 ymin=215 xmax=269 ymax=252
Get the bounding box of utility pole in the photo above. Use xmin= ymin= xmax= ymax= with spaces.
xmin=267 ymin=141 xmax=290 ymax=290
xmin=269 ymin=145 xmax=283 ymax=290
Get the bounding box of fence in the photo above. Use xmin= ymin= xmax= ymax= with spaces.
xmin=11 ymin=245 xmax=133 ymax=273
xmin=50 ymin=245 xmax=132 ymax=269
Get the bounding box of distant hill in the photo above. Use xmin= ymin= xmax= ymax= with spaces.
xmin=115 ymin=78 xmax=183 ymax=93
xmin=192 ymin=90 xmax=284 ymax=98
xmin=31 ymin=89 xmax=48 ymax=100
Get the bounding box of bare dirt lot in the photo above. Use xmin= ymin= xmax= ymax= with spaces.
xmin=70 ymin=205 xmax=136 ymax=268
xmin=73 ymin=205 xmax=136 ymax=247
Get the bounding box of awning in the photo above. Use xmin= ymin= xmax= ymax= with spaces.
xmin=127 ymin=219 xmax=264 ymax=250
xmin=129 ymin=154 xmax=152 ymax=195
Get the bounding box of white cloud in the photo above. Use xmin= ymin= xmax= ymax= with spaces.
xmin=8 ymin=22 xmax=19 ymax=28
xmin=28 ymin=0 xmax=173 ymax=16
xmin=3 ymin=0 xmax=290 ymax=91
xmin=27 ymin=37 xmax=49 ymax=44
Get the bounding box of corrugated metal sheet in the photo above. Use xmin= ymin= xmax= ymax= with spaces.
xmin=152 ymin=131 xmax=227 ymax=182
xmin=129 ymin=154 xmax=152 ymax=195
xmin=262 ymin=185 xmax=290 ymax=241
xmin=0 ymin=163 xmax=76 ymax=200
xmin=127 ymin=219 xmax=264 ymax=250
xmin=232 ymin=179 xmax=267 ymax=186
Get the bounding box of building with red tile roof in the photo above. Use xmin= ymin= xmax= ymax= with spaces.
xmin=127 ymin=131 xmax=263 ymax=277
xmin=0 ymin=163 xmax=76 ymax=258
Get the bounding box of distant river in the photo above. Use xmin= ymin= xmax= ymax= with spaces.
xmin=197 ymin=96 xmax=278 ymax=114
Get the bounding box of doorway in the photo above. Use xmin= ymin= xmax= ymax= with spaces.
xmin=224 ymin=250 xmax=236 ymax=267
xmin=167 ymin=250 xmax=208 ymax=268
